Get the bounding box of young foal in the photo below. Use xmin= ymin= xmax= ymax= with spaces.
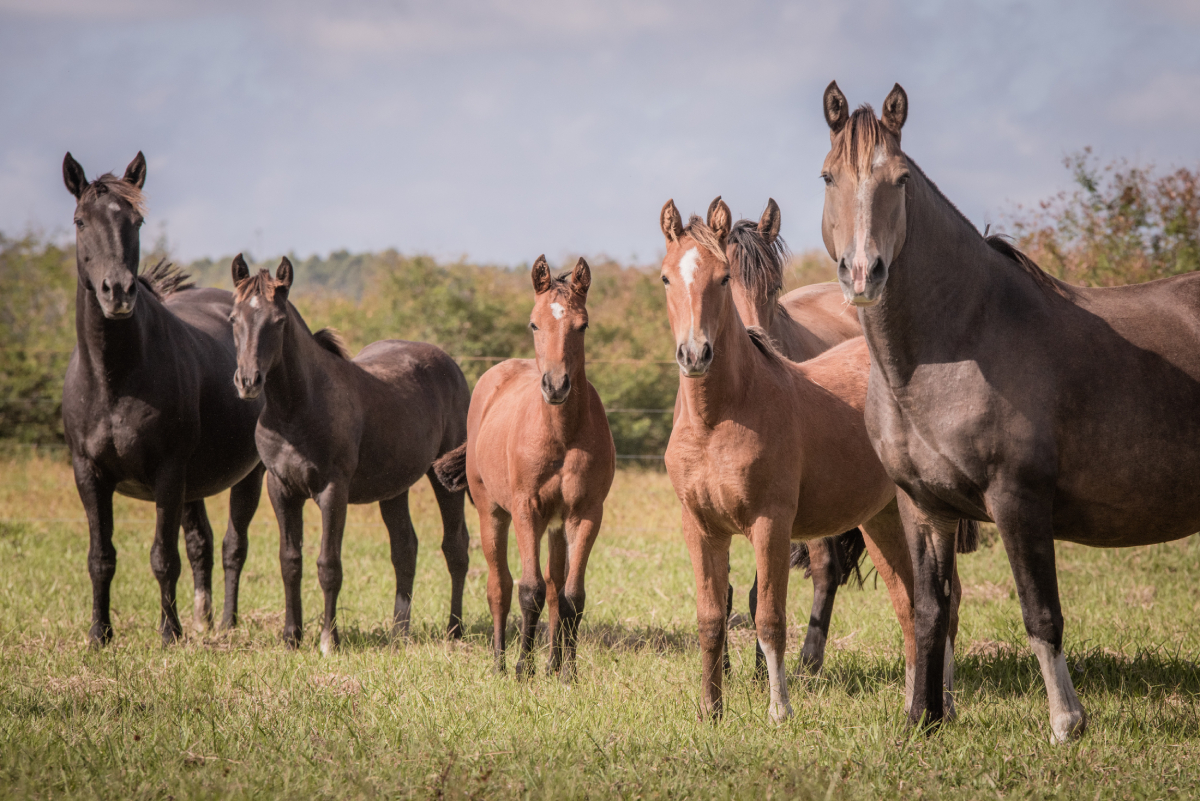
xmin=62 ymin=152 xmax=264 ymax=646
xmin=819 ymin=81 xmax=1200 ymax=742
xmin=661 ymin=198 xmax=965 ymax=722
xmin=231 ymin=257 xmax=471 ymax=652
xmin=728 ymin=199 xmax=870 ymax=675
xmin=437 ymin=257 xmax=614 ymax=680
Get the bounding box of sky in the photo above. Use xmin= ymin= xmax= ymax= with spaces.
xmin=2 ymin=0 xmax=1198 ymax=268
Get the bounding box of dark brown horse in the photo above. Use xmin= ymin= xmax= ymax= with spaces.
xmin=727 ymin=201 xmax=869 ymax=676
xmin=819 ymin=81 xmax=1200 ymax=742
xmin=436 ymin=257 xmax=615 ymax=680
xmin=231 ymin=257 xmax=471 ymax=652
xmin=61 ymin=152 xmax=264 ymax=646
xmin=661 ymin=198 xmax=967 ymax=723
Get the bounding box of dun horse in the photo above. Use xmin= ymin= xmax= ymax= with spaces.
xmin=727 ymin=200 xmax=869 ymax=676
xmin=62 ymin=152 xmax=265 ymax=646
xmin=819 ymin=81 xmax=1200 ymax=742
xmin=661 ymin=197 xmax=971 ymax=722
xmin=231 ymin=257 xmax=470 ymax=651
xmin=436 ymin=257 xmax=615 ymax=680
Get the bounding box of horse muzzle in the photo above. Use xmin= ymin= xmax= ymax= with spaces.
xmin=676 ymin=340 xmax=713 ymax=377
xmin=837 ymin=256 xmax=888 ymax=307
xmin=541 ymin=372 xmax=571 ymax=405
xmin=234 ymin=369 xmax=263 ymax=400
xmin=97 ymin=279 xmax=138 ymax=319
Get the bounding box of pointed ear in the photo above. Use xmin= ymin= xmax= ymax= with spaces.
xmin=570 ymin=257 xmax=591 ymax=299
xmin=706 ymin=196 xmax=731 ymax=244
xmin=275 ymin=256 xmax=293 ymax=291
xmin=881 ymin=83 xmax=908 ymax=138
xmin=660 ymin=199 xmax=684 ymax=243
xmin=123 ymin=151 xmax=147 ymax=189
xmin=232 ymin=253 xmax=250 ymax=285
xmin=824 ymin=80 xmax=849 ymax=134
xmin=531 ymin=255 xmax=553 ymax=294
xmin=63 ymin=152 xmax=88 ymax=199
xmin=758 ymin=198 xmax=781 ymax=246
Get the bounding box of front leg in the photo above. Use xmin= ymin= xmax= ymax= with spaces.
xmin=682 ymin=510 xmax=731 ymax=720
xmin=316 ymin=483 xmax=350 ymax=655
xmin=750 ymin=515 xmax=794 ymax=723
xmin=267 ymin=473 xmax=305 ymax=648
xmin=73 ymin=457 xmax=117 ymax=647
xmin=552 ymin=508 xmax=603 ymax=682
xmin=181 ymin=500 xmax=214 ymax=633
xmin=150 ymin=469 xmax=188 ymax=646
xmin=512 ymin=505 xmax=547 ymax=680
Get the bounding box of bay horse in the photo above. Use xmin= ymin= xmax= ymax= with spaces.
xmin=61 ymin=152 xmax=265 ymax=646
xmin=230 ymin=256 xmax=471 ymax=652
xmin=726 ymin=200 xmax=870 ymax=676
xmin=661 ymin=197 xmax=970 ymax=722
xmin=435 ymin=256 xmax=615 ymax=680
xmin=819 ymin=81 xmax=1200 ymax=742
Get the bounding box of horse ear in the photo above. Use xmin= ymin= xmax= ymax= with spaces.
xmin=63 ymin=152 xmax=88 ymax=199
xmin=824 ymin=80 xmax=849 ymax=134
xmin=758 ymin=198 xmax=781 ymax=246
xmin=275 ymin=256 xmax=294 ymax=291
xmin=706 ymin=196 xmax=732 ymax=244
xmin=232 ymin=253 xmax=250 ymax=285
xmin=570 ymin=257 xmax=591 ymax=299
xmin=660 ymin=199 xmax=684 ymax=243
xmin=123 ymin=151 xmax=147 ymax=189
xmin=881 ymin=83 xmax=908 ymax=138
xmin=531 ymin=255 xmax=553 ymax=294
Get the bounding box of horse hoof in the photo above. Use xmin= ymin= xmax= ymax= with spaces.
xmin=87 ymin=624 xmax=113 ymax=649
xmin=193 ymin=592 xmax=213 ymax=633
xmin=768 ymin=701 xmax=794 ymax=724
xmin=320 ymin=629 xmax=340 ymax=656
xmin=943 ymin=692 xmax=957 ymax=722
xmin=1049 ymin=709 xmax=1087 ymax=744
xmin=447 ymin=617 xmax=464 ymax=640
xmin=282 ymin=628 xmax=303 ymax=649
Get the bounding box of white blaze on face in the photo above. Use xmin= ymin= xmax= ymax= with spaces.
xmin=249 ymin=296 xmax=259 ymax=309
xmin=550 ymin=302 xmax=565 ymax=320
xmin=679 ymin=247 xmax=700 ymax=287
xmin=108 ymin=202 xmax=121 ymax=212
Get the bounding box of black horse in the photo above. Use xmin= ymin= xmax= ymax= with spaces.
xmin=62 ymin=152 xmax=265 ymax=646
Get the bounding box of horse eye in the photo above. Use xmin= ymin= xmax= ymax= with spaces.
xmin=821 ymin=173 xmax=833 ymax=186
xmin=74 ymin=219 xmax=84 ymax=229
xmin=721 ymin=275 xmax=730 ymax=286
xmin=897 ymin=173 xmax=910 ymax=186
xmin=529 ymin=322 xmax=538 ymax=331
xmin=580 ymin=322 xmax=589 ymax=331
xmin=661 ymin=275 xmax=669 ymax=286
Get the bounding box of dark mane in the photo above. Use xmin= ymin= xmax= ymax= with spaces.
xmin=985 ymin=235 xmax=1069 ymax=298
xmin=313 ymin=328 xmax=351 ymax=359
xmin=80 ymin=173 xmax=147 ymax=216
xmin=138 ymin=259 xmax=194 ymax=299
xmin=728 ymin=219 xmax=789 ymax=300
xmin=682 ymin=216 xmax=729 ymax=264
xmin=746 ymin=326 xmax=786 ymax=363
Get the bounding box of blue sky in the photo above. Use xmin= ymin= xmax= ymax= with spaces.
xmin=2 ymin=0 xmax=1198 ymax=267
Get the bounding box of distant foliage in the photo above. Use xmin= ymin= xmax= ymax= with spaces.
xmin=1006 ymin=149 xmax=1200 ymax=287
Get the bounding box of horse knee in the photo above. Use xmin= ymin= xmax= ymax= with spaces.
xmin=561 ymin=589 xmax=585 ymax=621
xmin=518 ymin=581 xmax=545 ymax=616
xmin=697 ymin=615 xmax=726 ymax=654
xmin=88 ymin=554 xmax=117 ymax=584
xmin=316 ymin=558 xmax=343 ymax=594
xmin=442 ymin=538 xmax=469 ymax=578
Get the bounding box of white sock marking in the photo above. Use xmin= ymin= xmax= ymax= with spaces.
xmin=759 ymin=638 xmax=793 ymax=723
xmin=1030 ymin=636 xmax=1087 ymax=743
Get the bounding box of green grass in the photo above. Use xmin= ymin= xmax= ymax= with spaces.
xmin=2 ymin=450 xmax=1199 ymax=799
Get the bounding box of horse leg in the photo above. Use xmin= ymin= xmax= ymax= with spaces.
xmin=512 ymin=507 xmax=547 ymax=680
xmin=150 ymin=469 xmax=187 ymax=646
xmin=181 ymin=500 xmax=214 ymax=633
xmin=556 ymin=509 xmax=602 ymax=683
xmin=220 ymin=463 xmax=264 ymax=629
xmin=73 ymin=457 xmax=116 ymax=647
xmin=545 ymin=524 xmax=567 ymax=676
xmin=894 ymin=491 xmax=958 ymax=731
xmin=427 ymin=468 xmax=470 ymax=639
xmin=268 ymin=473 xmax=305 ymax=648
xmin=379 ymin=492 xmax=418 ymax=640
xmin=797 ymin=536 xmax=842 ymax=674
xmin=315 ymin=483 xmax=350 ymax=655
xmin=747 ymin=574 xmax=765 ymax=681
xmin=476 ymin=489 xmax=512 ymax=673
xmin=994 ymin=494 xmax=1085 ymax=744
xmin=750 ymin=516 xmax=794 ymax=723
xmin=683 ymin=510 xmax=730 ymax=720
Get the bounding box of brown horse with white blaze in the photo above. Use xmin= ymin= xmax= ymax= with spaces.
xmin=662 ymin=197 xmax=969 ymax=723
xmin=437 ymin=256 xmax=614 ymax=680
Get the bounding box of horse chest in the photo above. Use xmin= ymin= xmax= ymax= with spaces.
xmin=667 ymin=426 xmax=767 ymax=532
xmin=257 ymin=427 xmax=326 ymax=497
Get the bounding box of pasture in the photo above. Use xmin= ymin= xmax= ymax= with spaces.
xmin=2 ymin=449 xmax=1199 ymax=799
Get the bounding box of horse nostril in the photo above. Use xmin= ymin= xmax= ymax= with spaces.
xmin=561 ymin=375 xmax=571 ymax=394
xmin=676 ymin=344 xmax=686 ymax=363
xmin=101 ymin=279 xmax=111 ymax=295
xmin=701 ymin=343 xmax=713 ymax=363
xmin=870 ymin=258 xmax=886 ymax=281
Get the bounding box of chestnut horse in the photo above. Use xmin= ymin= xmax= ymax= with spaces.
xmin=661 ymin=197 xmax=970 ymax=722
xmin=231 ymin=256 xmax=471 ymax=652
xmin=61 ymin=152 xmax=264 ymax=646
xmin=436 ymin=257 xmax=615 ymax=680
xmin=820 ymin=81 xmax=1200 ymax=743
xmin=728 ymin=199 xmax=869 ymax=676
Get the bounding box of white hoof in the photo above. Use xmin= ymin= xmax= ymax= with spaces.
xmin=1049 ymin=709 xmax=1087 ymax=744
xmin=768 ymin=701 xmax=794 ymax=724
xmin=320 ymin=630 xmax=338 ymax=656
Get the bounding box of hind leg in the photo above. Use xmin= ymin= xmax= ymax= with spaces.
xmin=797 ymin=536 xmax=844 ymax=674
xmin=428 ymin=468 xmax=470 ymax=639
xmin=476 ymin=485 xmax=513 ymax=673
xmin=181 ymin=500 xmax=214 ymax=633
xmin=221 ymin=463 xmax=264 ymax=629
xmin=379 ymin=492 xmax=418 ymax=640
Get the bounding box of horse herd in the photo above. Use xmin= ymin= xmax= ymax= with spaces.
xmin=55 ymin=81 xmax=1200 ymax=746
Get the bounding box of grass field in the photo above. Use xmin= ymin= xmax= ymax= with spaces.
xmin=2 ymin=448 xmax=1199 ymax=799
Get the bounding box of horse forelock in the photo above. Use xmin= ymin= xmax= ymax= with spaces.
xmin=680 ymin=216 xmax=729 ymax=266
xmin=728 ymin=219 xmax=788 ymax=300
xmin=80 ymin=173 xmax=147 ymax=216
xmin=830 ymin=105 xmax=899 ymax=178
xmin=235 ymin=269 xmax=281 ymax=303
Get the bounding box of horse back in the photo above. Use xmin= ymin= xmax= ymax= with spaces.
xmin=777 ymin=282 xmax=861 ymax=359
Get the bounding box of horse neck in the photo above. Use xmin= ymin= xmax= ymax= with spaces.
xmin=73 ymin=278 xmax=153 ymax=388
xmin=676 ymin=299 xmax=756 ymax=429
xmin=860 ymin=168 xmax=1011 ymax=383
xmin=262 ymin=304 xmax=325 ymax=417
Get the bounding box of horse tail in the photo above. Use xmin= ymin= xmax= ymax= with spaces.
xmin=956 ymin=519 xmax=980 ymax=554
xmin=432 ymin=443 xmax=468 ymax=494
xmin=788 ymin=527 xmax=869 ymax=588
